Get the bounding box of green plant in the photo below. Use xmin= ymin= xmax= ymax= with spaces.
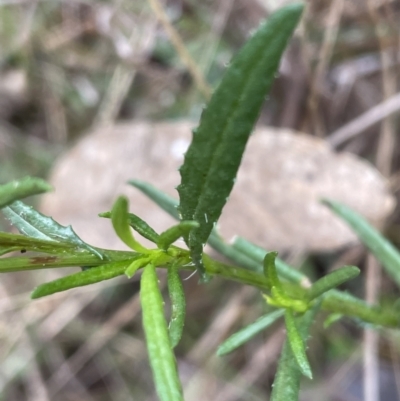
xmin=1 ymin=4 xmax=400 ymax=401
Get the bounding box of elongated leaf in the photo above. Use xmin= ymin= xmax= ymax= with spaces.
xmin=167 ymin=265 xmax=186 ymax=348
xmin=2 ymin=201 xmax=102 ymax=258
xmin=158 ymin=221 xmax=199 ymax=251
xmin=322 ymin=290 xmax=399 ymax=328
xmin=0 ymin=232 xmax=75 ymax=254
xmin=0 ymin=249 xmax=136 ymax=273
xmin=323 ymin=199 xmax=400 ymax=289
xmin=141 ymin=264 xmax=184 ymax=401
xmin=0 ymin=177 xmax=52 ymax=208
xmin=270 ymin=301 xmax=321 ymax=401
xmin=129 ymin=180 xmax=179 ymax=219
xmin=308 ymin=266 xmax=360 ymax=301
xmin=31 ymin=260 xmax=132 ymax=299
xmin=111 ymin=196 xmax=149 ymax=253
xmin=177 ymin=4 xmax=304 ymax=280
xmin=263 ymin=251 xmax=280 ymax=290
xmin=100 ymin=210 xmax=160 ymax=243
xmin=284 ymin=309 xmax=313 ymax=379
xmin=217 ymin=309 xmax=284 ymax=356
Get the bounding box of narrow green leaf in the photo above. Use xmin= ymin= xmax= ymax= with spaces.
xmin=177 ymin=4 xmax=303 ymax=280
xmin=31 ymin=260 xmax=132 ymax=299
xmin=217 ymin=309 xmax=284 ymax=356
xmin=158 ymin=221 xmax=199 ymax=251
xmin=308 ymin=266 xmax=360 ymax=301
xmin=0 ymin=177 xmax=52 ymax=208
xmin=141 ymin=264 xmax=184 ymax=401
xmin=263 ymin=251 xmax=280 ymax=290
xmin=99 ymin=210 xmax=160 ymax=243
xmin=322 ymin=290 xmax=400 ymax=328
xmin=0 ymin=249 xmax=136 ymax=273
xmin=284 ymin=309 xmax=313 ymax=379
xmin=0 ymin=232 xmax=75 ymax=254
xmin=2 ymin=201 xmax=102 ymax=258
xmin=129 ymin=180 xmax=179 ymax=219
xmin=270 ymin=301 xmax=320 ymax=401
xmin=323 ymin=199 xmax=400 ymax=289
xmin=111 ymin=196 xmax=149 ymax=254
xmin=167 ymin=265 xmax=186 ymax=348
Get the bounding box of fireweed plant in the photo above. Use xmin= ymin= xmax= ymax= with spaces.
xmin=1 ymin=4 xmax=400 ymax=401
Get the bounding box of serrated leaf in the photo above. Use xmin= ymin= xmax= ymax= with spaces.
xmin=31 ymin=260 xmax=132 ymax=299
xmin=167 ymin=265 xmax=186 ymax=348
xmin=111 ymin=196 xmax=149 ymax=254
xmin=2 ymin=201 xmax=103 ymax=258
xmin=141 ymin=263 xmax=184 ymax=401
xmin=217 ymin=309 xmax=284 ymax=356
xmin=307 ymin=265 xmax=360 ymax=301
xmin=0 ymin=177 xmax=52 ymax=208
xmin=99 ymin=210 xmax=160 ymax=243
xmin=157 ymin=221 xmax=199 ymax=251
xmin=177 ymin=4 xmax=304 ymax=280
xmin=323 ymin=199 xmax=400 ymax=289
xmin=270 ymin=301 xmax=320 ymax=401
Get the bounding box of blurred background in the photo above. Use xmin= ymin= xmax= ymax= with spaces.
xmin=1 ymin=0 xmax=400 ymax=400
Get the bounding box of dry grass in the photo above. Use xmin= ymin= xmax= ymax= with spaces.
xmin=1 ymin=0 xmax=400 ymax=400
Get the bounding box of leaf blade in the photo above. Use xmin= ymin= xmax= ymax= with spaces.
xmin=157 ymin=221 xmax=199 ymax=251
xmin=284 ymin=309 xmax=313 ymax=379
xmin=2 ymin=201 xmax=102 ymax=257
xmin=31 ymin=260 xmax=132 ymax=299
xmin=270 ymin=301 xmax=320 ymax=401
xmin=0 ymin=177 xmax=52 ymax=208
xmin=322 ymin=199 xmax=400 ymax=289
xmin=308 ymin=265 xmax=360 ymax=301
xmin=100 ymin=210 xmax=160 ymax=243
xmin=141 ymin=264 xmax=184 ymax=401
xmin=177 ymin=4 xmax=304 ymax=279
xmin=167 ymin=265 xmax=186 ymax=348
xmin=110 ymin=196 xmax=149 ymax=253
xmin=217 ymin=309 xmax=284 ymax=356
